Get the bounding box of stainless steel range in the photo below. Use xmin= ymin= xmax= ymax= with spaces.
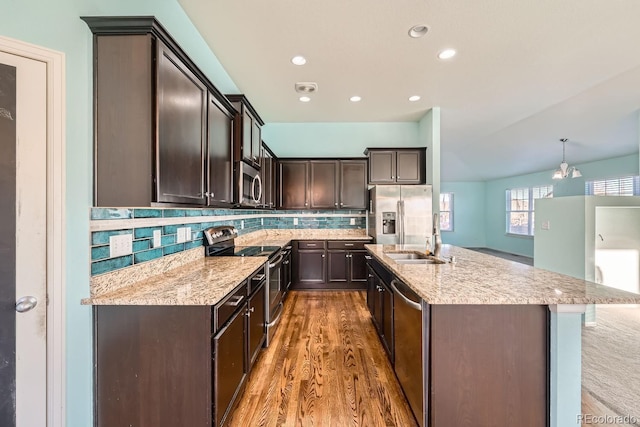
xmin=204 ymin=226 xmax=284 ymax=346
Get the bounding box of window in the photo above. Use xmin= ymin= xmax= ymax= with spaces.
xmin=585 ymin=176 xmax=640 ymax=196
xmin=439 ymin=193 xmax=454 ymax=231
xmin=505 ymin=185 xmax=552 ymax=236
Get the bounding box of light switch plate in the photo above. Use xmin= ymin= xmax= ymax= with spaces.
xmin=542 ymin=220 xmax=550 ymax=230
xmin=153 ymin=230 xmax=161 ymax=248
xmin=176 ymin=227 xmax=186 ymax=244
xmin=350 ymin=218 xmax=356 ymax=225
xmin=293 ymin=218 xmax=299 ymax=226
xmin=241 ymin=220 xmax=245 ymax=230
xmin=261 ymin=218 xmax=264 ymax=226
xmin=109 ymin=234 xmax=132 ymax=258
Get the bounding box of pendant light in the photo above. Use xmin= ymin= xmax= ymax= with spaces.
xmin=552 ymin=138 xmax=582 ymax=180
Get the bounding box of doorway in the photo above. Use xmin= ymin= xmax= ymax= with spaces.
xmin=0 ymin=36 xmax=65 ymax=427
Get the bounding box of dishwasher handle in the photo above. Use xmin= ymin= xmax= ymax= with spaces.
xmin=390 ymin=279 xmax=422 ymax=311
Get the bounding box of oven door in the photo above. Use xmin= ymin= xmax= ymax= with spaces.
xmin=267 ymin=250 xmax=284 ymax=316
xmin=238 ymin=161 xmax=262 ymax=207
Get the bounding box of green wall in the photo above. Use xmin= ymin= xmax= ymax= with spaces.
xmin=262 ymin=122 xmax=420 ymax=157
xmin=440 ymin=182 xmax=487 ymax=247
xmin=1 ymin=0 xmax=239 ymax=425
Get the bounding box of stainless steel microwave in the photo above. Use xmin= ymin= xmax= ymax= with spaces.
xmin=236 ymin=161 xmax=262 ymax=207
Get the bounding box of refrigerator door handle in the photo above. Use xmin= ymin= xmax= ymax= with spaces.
xmin=398 ymin=200 xmax=404 ymax=245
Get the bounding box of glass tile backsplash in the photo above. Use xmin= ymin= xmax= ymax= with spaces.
xmin=90 ymin=207 xmax=366 ymax=276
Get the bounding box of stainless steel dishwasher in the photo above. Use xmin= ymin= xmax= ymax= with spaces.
xmin=390 ymin=277 xmax=426 ymax=427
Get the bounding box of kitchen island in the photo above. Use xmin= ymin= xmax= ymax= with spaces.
xmin=365 ymin=243 xmax=640 ymax=427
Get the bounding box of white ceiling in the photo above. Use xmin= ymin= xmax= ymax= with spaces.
xmin=178 ymin=0 xmax=640 ymax=181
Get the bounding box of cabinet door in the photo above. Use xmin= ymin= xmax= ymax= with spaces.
xmin=261 ymin=150 xmax=272 ymax=208
xmin=247 ymin=282 xmax=266 ymax=368
xmin=339 ymin=160 xmax=367 ymax=209
xmin=251 ymin=120 xmax=261 ymax=166
xmin=369 ymin=150 xmax=396 ymax=184
xmin=381 ymin=280 xmax=394 ymax=360
xmin=241 ymin=107 xmax=253 ymax=165
xmin=295 ymin=250 xmax=326 ymax=285
xmin=310 ymin=160 xmax=338 ymax=209
xmin=327 ymin=250 xmax=348 ymax=283
xmin=349 ymin=250 xmax=368 ymax=284
xmin=396 ymin=150 xmax=422 ymax=184
xmin=279 ymin=161 xmax=308 ymax=209
xmin=366 ymin=265 xmax=377 ymax=316
xmin=213 ymin=306 xmax=246 ymax=427
xmin=207 ymin=94 xmax=233 ymax=204
xmin=157 ymin=42 xmax=207 ymax=205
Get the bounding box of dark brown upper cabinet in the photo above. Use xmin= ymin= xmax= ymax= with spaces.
xmin=278 ymin=160 xmax=309 ymax=209
xmin=339 ymin=160 xmax=368 ymax=209
xmin=157 ymin=43 xmax=207 ymax=205
xmin=260 ymin=142 xmax=277 ymax=209
xmin=366 ymin=148 xmax=426 ymax=185
xmin=278 ymin=159 xmax=368 ymax=210
xmin=207 ymin=94 xmax=234 ymax=205
xmin=83 ymin=16 xmax=237 ymax=207
xmin=227 ymin=95 xmax=264 ymax=169
xmin=310 ymin=161 xmax=339 ymax=209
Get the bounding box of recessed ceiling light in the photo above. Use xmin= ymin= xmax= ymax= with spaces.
xmin=438 ymin=49 xmax=457 ymax=60
xmin=408 ymin=95 xmax=421 ymax=102
xmin=299 ymin=96 xmax=311 ymax=102
xmin=350 ymin=96 xmax=362 ymax=102
xmin=408 ymin=24 xmax=429 ymax=38
xmin=291 ymin=55 xmax=306 ymax=66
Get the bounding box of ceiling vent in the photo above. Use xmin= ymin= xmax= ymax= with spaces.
xmin=295 ymin=82 xmax=318 ymax=94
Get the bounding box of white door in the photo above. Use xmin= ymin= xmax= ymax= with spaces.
xmin=0 ymin=50 xmax=48 ymax=427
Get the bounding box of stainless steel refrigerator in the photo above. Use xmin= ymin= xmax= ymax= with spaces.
xmin=368 ymin=185 xmax=433 ymax=245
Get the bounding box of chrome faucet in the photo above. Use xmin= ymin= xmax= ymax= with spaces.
xmin=433 ymin=213 xmax=442 ymax=259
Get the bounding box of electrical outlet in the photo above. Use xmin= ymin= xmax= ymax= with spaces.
xmin=176 ymin=227 xmax=186 ymax=243
xmin=153 ymin=230 xmax=161 ymax=248
xmin=185 ymin=227 xmax=191 ymax=241
xmin=261 ymin=218 xmax=264 ymax=226
xmin=350 ymin=218 xmax=356 ymax=225
xmin=109 ymin=234 xmax=132 ymax=258
xmin=293 ymin=218 xmax=299 ymax=226
xmin=241 ymin=220 xmax=245 ymax=230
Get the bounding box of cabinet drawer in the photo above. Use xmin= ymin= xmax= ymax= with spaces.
xmin=297 ymin=241 xmax=326 ymax=250
xmin=327 ymin=241 xmax=365 ymax=250
xmin=214 ymin=281 xmax=248 ymax=331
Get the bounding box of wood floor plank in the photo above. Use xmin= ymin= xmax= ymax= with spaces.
xmin=227 ymin=291 xmax=417 ymax=427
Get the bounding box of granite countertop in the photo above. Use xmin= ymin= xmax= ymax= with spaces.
xmin=366 ymin=244 xmax=640 ymax=305
xmin=85 ymin=229 xmax=372 ymax=306
xmin=236 ymin=229 xmax=373 ymax=248
xmin=84 ymin=256 xmax=266 ymax=305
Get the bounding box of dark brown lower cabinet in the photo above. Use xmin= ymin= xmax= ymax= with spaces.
xmin=366 ymin=255 xmax=549 ymax=427
xmin=95 ymin=305 xmax=212 ymax=427
xmin=94 ymin=269 xmax=267 ymax=427
xmin=366 ymin=263 xmax=393 ymax=360
xmin=292 ymin=240 xmax=367 ymax=290
xmin=213 ymin=306 xmax=246 ymax=427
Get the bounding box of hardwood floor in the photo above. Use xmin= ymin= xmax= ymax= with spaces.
xmin=227 ymin=291 xmax=417 ymax=427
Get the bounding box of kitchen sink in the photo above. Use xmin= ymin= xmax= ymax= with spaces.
xmin=385 ymin=252 xmax=447 ymax=264
xmin=385 ymin=252 xmax=428 ymax=260
xmin=395 ymin=258 xmax=446 ymax=265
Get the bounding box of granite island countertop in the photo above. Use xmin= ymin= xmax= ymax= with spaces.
xmin=83 ymin=255 xmax=267 ymax=305
xmin=366 ymin=244 xmax=640 ymax=305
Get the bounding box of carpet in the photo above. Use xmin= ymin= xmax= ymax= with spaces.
xmin=582 ymin=305 xmax=640 ymax=424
